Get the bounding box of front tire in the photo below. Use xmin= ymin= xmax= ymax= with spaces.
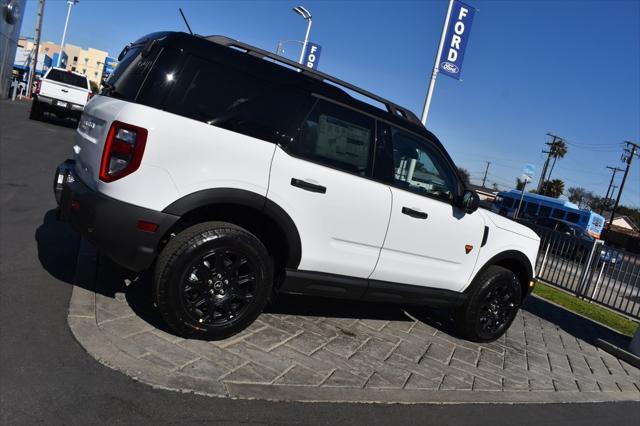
xmin=455 ymin=266 xmax=522 ymax=342
xmin=154 ymin=221 xmax=272 ymax=340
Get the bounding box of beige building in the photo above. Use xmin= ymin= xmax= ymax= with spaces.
xmin=17 ymin=38 xmax=108 ymax=87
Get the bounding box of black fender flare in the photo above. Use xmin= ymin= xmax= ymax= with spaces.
xmin=467 ymin=250 xmax=534 ymax=295
xmin=162 ymin=188 xmax=302 ymax=269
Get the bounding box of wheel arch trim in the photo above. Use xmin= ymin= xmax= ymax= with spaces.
xmin=162 ymin=188 xmax=302 ymax=269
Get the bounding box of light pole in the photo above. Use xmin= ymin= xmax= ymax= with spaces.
xmin=57 ymin=0 xmax=79 ymax=67
xmin=292 ymin=6 xmax=312 ymax=64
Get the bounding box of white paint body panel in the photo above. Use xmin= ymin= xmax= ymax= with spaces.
xmin=267 ymin=147 xmax=392 ymax=278
xmin=370 ymin=188 xmax=486 ymax=291
xmin=73 ymin=96 xmax=275 ymax=211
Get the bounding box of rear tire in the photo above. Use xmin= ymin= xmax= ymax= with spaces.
xmin=154 ymin=221 xmax=272 ymax=340
xmin=454 ymin=266 xmax=522 ymax=342
xmin=29 ymin=101 xmax=43 ymax=120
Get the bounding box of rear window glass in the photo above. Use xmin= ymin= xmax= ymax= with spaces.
xmin=46 ymin=69 xmax=87 ymax=88
xmin=163 ymin=54 xmax=307 ymax=144
xmin=104 ymin=45 xmax=158 ymax=101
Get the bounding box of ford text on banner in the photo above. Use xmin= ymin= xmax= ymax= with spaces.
xmin=304 ymin=42 xmax=322 ymax=70
xmin=439 ymin=0 xmax=476 ymax=80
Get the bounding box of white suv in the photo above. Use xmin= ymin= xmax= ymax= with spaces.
xmin=54 ymin=32 xmax=540 ymax=342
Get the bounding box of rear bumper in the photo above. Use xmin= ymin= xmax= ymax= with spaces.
xmin=36 ymin=95 xmax=85 ymax=113
xmin=54 ymin=160 xmax=179 ymax=271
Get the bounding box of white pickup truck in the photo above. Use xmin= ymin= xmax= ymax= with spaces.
xmin=30 ymin=67 xmax=92 ymax=121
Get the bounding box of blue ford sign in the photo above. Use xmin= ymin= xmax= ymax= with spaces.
xmin=303 ymin=42 xmax=321 ymax=70
xmin=439 ymin=0 xmax=476 ymax=80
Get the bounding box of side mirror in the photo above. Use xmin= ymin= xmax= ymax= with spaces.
xmin=460 ymin=189 xmax=480 ymax=213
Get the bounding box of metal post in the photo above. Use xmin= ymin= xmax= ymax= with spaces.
xmin=420 ymin=0 xmax=454 ymax=125
xmin=58 ymin=0 xmax=78 ymax=67
xmin=591 ymin=260 xmax=606 ymax=300
xmin=27 ymin=0 xmax=46 ymax=98
xmin=514 ymin=179 xmax=528 ymax=218
xmin=577 ymin=239 xmax=603 ymax=298
xmin=298 ymin=18 xmax=312 ymax=64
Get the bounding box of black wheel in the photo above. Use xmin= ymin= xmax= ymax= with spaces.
xmin=454 ymin=265 xmax=522 ymax=342
xmin=154 ymin=221 xmax=272 ymax=340
xmin=29 ymin=101 xmax=42 ymax=120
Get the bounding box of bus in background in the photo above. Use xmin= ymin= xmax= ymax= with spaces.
xmin=492 ymin=190 xmax=605 ymax=238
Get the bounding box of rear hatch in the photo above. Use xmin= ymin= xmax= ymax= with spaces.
xmin=41 ymin=69 xmax=90 ymax=106
xmin=73 ymin=36 xmax=163 ymax=188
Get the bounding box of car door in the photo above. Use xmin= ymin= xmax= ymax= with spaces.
xmin=267 ymin=98 xmax=392 ymax=279
xmin=369 ymin=123 xmax=485 ymax=292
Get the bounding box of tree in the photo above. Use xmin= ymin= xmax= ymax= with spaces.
xmin=457 ymin=167 xmax=470 ymax=184
xmin=546 ymin=140 xmax=568 ymax=180
xmin=567 ymin=187 xmax=588 ymax=207
xmin=491 ymin=182 xmax=499 ymax=191
xmin=539 ymin=179 xmax=565 ymax=198
xmin=516 ymin=178 xmax=526 ymax=190
xmin=89 ymin=80 xmax=99 ymax=93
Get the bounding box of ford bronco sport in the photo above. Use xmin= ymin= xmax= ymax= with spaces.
xmin=54 ymin=32 xmax=540 ymax=342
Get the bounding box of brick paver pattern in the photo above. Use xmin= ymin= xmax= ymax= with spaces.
xmin=95 ymin=288 xmax=640 ymax=394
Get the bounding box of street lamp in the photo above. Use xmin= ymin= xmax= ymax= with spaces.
xmin=57 ymin=0 xmax=79 ymax=67
xmin=292 ymin=5 xmax=312 ymax=65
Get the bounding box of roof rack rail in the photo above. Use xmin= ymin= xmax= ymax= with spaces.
xmin=204 ymin=35 xmax=423 ymax=126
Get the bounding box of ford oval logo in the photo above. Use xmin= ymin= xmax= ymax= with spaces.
xmin=441 ymin=62 xmax=459 ymax=74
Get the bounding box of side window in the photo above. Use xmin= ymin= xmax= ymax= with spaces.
xmin=375 ymin=124 xmax=457 ymax=201
xmin=552 ymin=209 xmax=565 ymax=220
xmin=538 ymin=205 xmax=551 ymax=217
xmin=164 ymin=54 xmax=306 ymax=144
xmin=503 ymin=197 xmax=514 ymax=208
xmin=525 ymin=202 xmax=538 ymax=217
xmin=566 ymin=212 xmax=580 ymax=223
xmin=288 ymin=99 xmax=374 ymax=176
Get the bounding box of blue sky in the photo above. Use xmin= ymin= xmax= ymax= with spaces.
xmin=21 ymin=0 xmax=640 ymax=207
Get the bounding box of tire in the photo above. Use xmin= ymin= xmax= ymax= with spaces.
xmin=29 ymin=101 xmax=42 ymax=120
xmin=154 ymin=221 xmax=273 ymax=340
xmin=454 ymin=265 xmax=522 ymax=342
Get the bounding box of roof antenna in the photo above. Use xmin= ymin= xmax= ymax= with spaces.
xmin=179 ymin=8 xmax=194 ymax=35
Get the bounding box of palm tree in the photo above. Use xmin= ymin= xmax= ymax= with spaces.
xmin=546 ymin=140 xmax=568 ymax=180
xmin=540 ymin=179 xmax=565 ymax=198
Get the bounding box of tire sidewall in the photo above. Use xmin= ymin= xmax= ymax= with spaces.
xmin=157 ymin=225 xmax=272 ymax=339
xmin=464 ymin=267 xmax=522 ymax=342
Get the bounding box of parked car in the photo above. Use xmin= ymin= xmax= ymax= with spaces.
xmin=30 ymin=67 xmax=92 ymax=121
xmin=53 ymin=32 xmax=540 ymax=343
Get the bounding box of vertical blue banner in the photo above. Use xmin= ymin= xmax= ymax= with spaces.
xmin=439 ymin=0 xmax=476 ymax=80
xmin=303 ymin=42 xmax=322 ymax=70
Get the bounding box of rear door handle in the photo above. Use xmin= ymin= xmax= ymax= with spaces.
xmin=291 ymin=178 xmax=326 ymax=194
xmin=402 ymin=207 xmax=428 ymax=219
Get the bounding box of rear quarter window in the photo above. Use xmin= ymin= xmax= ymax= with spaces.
xmin=46 ymin=69 xmax=88 ymax=89
xmin=103 ymin=45 xmax=159 ymax=101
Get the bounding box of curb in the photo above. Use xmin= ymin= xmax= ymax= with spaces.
xmin=67 ymin=241 xmax=640 ymax=404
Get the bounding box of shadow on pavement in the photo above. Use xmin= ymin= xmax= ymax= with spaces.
xmin=35 ymin=208 xmax=635 ymax=346
xmin=31 ymin=111 xmax=79 ymax=129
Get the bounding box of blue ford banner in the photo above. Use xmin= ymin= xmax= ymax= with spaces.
xmin=303 ymin=42 xmax=322 ymax=70
xmin=439 ymin=0 xmax=476 ymax=80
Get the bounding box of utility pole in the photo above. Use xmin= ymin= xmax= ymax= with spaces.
xmin=481 ymin=161 xmax=491 ymax=187
xmin=608 ymin=141 xmax=639 ymax=228
xmin=601 ymin=166 xmax=624 ymax=215
xmin=27 ymin=0 xmax=46 ymax=98
xmin=537 ymin=133 xmax=563 ymax=193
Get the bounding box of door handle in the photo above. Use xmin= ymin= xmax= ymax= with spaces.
xmin=61 ymin=89 xmax=68 ymax=93
xmin=291 ymin=178 xmax=326 ymax=194
xmin=402 ymin=207 xmax=428 ymax=219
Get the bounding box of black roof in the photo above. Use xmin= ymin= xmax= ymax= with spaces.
xmin=129 ymin=31 xmax=439 ymax=141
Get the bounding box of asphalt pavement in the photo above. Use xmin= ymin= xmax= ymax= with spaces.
xmin=1 ymin=99 xmax=639 ymax=425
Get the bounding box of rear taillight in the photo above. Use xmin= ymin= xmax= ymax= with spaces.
xmin=87 ymin=91 xmax=94 ymax=102
xmin=34 ymin=80 xmax=41 ymax=95
xmin=99 ymin=121 xmax=147 ymax=182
